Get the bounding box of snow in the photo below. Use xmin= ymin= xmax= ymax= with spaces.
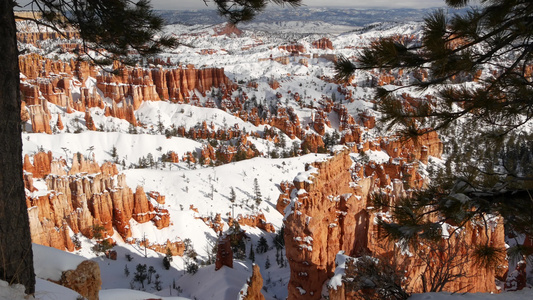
xmin=33 ymin=244 xmax=86 ymax=282
xmin=100 ymin=289 xmax=190 ymax=300
xmin=35 ymin=278 xmax=82 ymax=300
xmin=294 ymin=166 xmax=319 ymax=183
xmin=328 ymin=251 xmax=349 ymax=290
xmin=0 ymin=280 xmax=26 ymax=300
xmin=174 ymin=262 xmax=251 ymax=300
xmin=409 ymin=289 xmax=533 ymax=300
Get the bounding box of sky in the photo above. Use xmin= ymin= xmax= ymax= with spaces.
xmin=152 ymin=0 xmax=447 ymax=10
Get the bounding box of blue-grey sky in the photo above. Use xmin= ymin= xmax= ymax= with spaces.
xmin=151 ymin=0 xmax=447 ymax=10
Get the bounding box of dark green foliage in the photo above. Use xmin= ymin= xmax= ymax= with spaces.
xmin=230 ymin=187 xmax=237 ymax=203
xmin=336 ymin=0 xmax=533 ymax=278
xmin=163 ymin=247 xmax=173 ymax=270
xmin=213 ymin=0 xmax=301 ymax=24
xmin=273 ymin=225 xmax=285 ymax=250
xmin=472 ymin=244 xmax=506 ymax=269
xmin=256 ymin=236 xmax=269 ymax=254
xmin=229 ymin=222 xmax=246 ymax=259
xmin=29 ymin=0 xmax=177 ymax=64
xmin=336 ymin=0 xmax=533 ymax=140
xmin=163 ymin=257 xmax=171 ymax=270
xmin=264 ymin=256 xmax=271 ymax=269
xmin=343 ymin=255 xmax=410 ymax=300
xmin=154 ymin=274 xmax=162 ymax=291
xmin=134 ymin=264 xmax=148 ymax=289
xmin=253 ymin=178 xmax=262 ymax=206
xmin=185 ymin=260 xmax=198 ymax=274
xmin=91 ymin=225 xmax=113 ymax=253
xmin=249 ymin=243 xmax=255 ymax=262
xmin=147 ymin=266 xmax=156 ymax=284
xmin=183 ymin=238 xmax=198 ymax=260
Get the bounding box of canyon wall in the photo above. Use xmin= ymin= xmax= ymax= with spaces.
xmin=18 ymin=54 xmax=235 ymax=129
xmin=279 ymin=138 xmax=505 ymax=299
xmin=24 ymin=151 xmax=178 ymax=254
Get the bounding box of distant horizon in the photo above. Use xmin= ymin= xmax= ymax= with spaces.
xmin=151 ymin=0 xmax=447 ymax=11
xmin=152 ymin=6 xmax=447 ymax=11
xmin=14 ymin=1 xmax=448 ymax=11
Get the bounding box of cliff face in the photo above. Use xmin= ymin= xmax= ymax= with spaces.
xmin=24 ymin=151 xmax=175 ymax=254
xmin=281 ymin=150 xmax=374 ymax=299
xmin=280 ymin=143 xmax=505 ymax=299
xmin=18 ymin=54 xmax=236 ymax=131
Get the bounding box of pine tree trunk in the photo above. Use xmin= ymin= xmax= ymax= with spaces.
xmin=0 ymin=1 xmax=36 ymax=294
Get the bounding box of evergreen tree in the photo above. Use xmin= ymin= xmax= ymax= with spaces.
xmin=163 ymin=247 xmax=173 ymax=270
xmin=253 ymin=178 xmax=262 ymax=206
xmin=185 ymin=259 xmax=199 ymax=274
xmin=124 ymin=264 xmax=130 ymax=277
xmin=273 ymin=225 xmax=285 ymax=250
xmin=230 ymin=186 xmax=237 ymax=208
xmin=336 ymin=0 xmax=533 ymax=267
xmin=134 ymin=264 xmax=148 ymax=289
xmin=256 ymin=236 xmax=269 ymax=254
xmin=265 ymin=256 xmax=271 ymax=270
xmin=249 ymin=243 xmax=255 ymax=263
xmin=147 ymin=265 xmax=156 ymax=284
xmin=154 ymin=274 xmax=162 ymax=291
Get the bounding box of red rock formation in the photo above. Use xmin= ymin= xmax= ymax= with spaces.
xmin=301 ymin=133 xmax=326 ymax=153
xmin=133 ymin=186 xmax=155 ymax=223
xmin=21 ymin=101 xmax=31 ymax=122
xmin=29 ymin=103 xmax=52 ymax=134
xmin=149 ymin=191 xmax=166 ymax=204
xmin=358 ymin=111 xmax=375 ymax=129
xmin=505 ymin=261 xmax=527 ymax=291
xmin=380 ymin=130 xmax=442 ymax=163
xmin=24 ymin=151 xmax=52 ymax=178
xmin=213 ymin=23 xmax=243 ymax=36
xmin=280 ymin=148 xmax=504 ymax=300
xmin=135 ymin=238 xmax=185 ymax=256
xmin=312 ymin=109 xmax=330 ymax=135
xmin=269 ymin=107 xmax=302 ymax=139
xmin=241 ymin=264 xmax=265 ymax=300
xmin=198 ymin=214 xmax=225 ymax=234
xmin=97 ymin=64 xmax=234 ymax=105
xmin=312 ymin=38 xmax=334 ymax=50
xmin=236 ymin=214 xmax=275 ymax=233
xmin=17 ymin=29 xmax=80 ymax=46
xmin=269 ymin=79 xmax=280 ymax=90
xmin=85 ymin=110 xmax=97 ymax=131
xmin=60 ymin=260 xmax=101 ymax=300
xmin=279 ymin=44 xmax=306 ymax=54
xmin=56 ymin=114 xmax=64 ymax=130
xmin=25 ymin=152 xmax=170 ymax=251
xmin=216 ymin=235 xmax=234 ymax=270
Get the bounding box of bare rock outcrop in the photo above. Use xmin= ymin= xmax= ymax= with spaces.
xmin=241 ymin=264 xmax=265 ymax=300
xmin=25 ymin=152 xmax=171 ymax=251
xmin=215 ymin=235 xmax=234 ymax=270
xmin=280 ymin=148 xmax=505 ymax=300
xmin=312 ymin=38 xmax=333 ymax=50
xmin=60 ymin=260 xmax=101 ymax=300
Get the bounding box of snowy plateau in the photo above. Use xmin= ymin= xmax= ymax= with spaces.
xmin=11 ymin=7 xmax=533 ymax=300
